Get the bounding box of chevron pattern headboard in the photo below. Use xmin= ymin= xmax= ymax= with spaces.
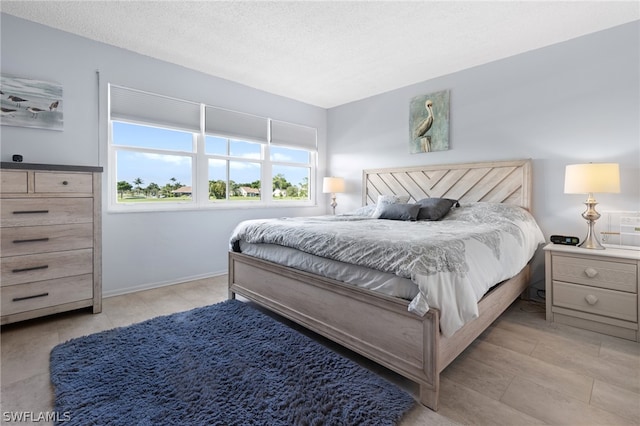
xmin=363 ymin=159 xmax=532 ymax=210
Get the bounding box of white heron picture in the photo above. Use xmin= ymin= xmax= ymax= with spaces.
xmin=409 ymin=90 xmax=449 ymax=153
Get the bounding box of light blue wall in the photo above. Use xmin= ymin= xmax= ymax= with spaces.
xmin=1 ymin=13 xmax=328 ymax=296
xmin=327 ymin=21 xmax=640 ymax=290
xmin=2 ymin=13 xmax=638 ymax=297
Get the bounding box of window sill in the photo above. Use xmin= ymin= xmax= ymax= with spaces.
xmin=107 ymin=200 xmax=318 ymax=214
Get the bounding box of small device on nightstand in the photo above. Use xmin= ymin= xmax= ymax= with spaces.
xmin=550 ymin=235 xmax=579 ymax=246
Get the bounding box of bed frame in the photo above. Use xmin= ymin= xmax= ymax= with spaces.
xmin=229 ymin=159 xmax=533 ymax=411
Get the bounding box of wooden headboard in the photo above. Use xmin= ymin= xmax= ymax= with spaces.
xmin=363 ymin=159 xmax=532 ymax=210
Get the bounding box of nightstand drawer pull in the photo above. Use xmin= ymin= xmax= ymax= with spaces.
xmin=12 ymin=210 xmax=49 ymax=215
xmin=12 ymin=265 xmax=49 ymax=273
xmin=584 ymin=267 xmax=599 ymax=278
xmin=12 ymin=293 xmax=49 ymax=302
xmin=585 ymin=294 xmax=598 ymax=305
xmin=12 ymin=237 xmax=50 ymax=244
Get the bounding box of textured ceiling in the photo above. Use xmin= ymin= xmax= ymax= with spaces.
xmin=2 ymin=1 xmax=638 ymax=108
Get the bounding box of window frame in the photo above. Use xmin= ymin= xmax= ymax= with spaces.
xmin=107 ymin=85 xmax=317 ymax=212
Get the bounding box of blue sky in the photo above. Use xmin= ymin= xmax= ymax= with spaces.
xmin=113 ymin=121 xmax=309 ymax=188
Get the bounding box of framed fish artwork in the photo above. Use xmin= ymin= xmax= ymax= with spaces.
xmin=0 ymin=74 xmax=63 ymax=131
xmin=409 ymin=89 xmax=449 ymax=153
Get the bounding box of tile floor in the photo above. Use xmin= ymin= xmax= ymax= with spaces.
xmin=1 ymin=276 xmax=639 ymax=425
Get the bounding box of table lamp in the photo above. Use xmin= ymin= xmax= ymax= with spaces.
xmin=322 ymin=177 xmax=345 ymax=215
xmin=564 ymin=163 xmax=620 ymax=249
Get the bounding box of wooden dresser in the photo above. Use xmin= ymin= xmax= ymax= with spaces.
xmin=544 ymin=243 xmax=639 ymax=341
xmin=1 ymin=162 xmax=103 ymax=325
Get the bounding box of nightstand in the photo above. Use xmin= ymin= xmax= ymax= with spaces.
xmin=544 ymin=243 xmax=639 ymax=341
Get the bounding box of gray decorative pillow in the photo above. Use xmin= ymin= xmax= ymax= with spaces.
xmin=377 ymin=203 xmax=420 ymax=221
xmin=416 ymin=198 xmax=458 ymax=221
xmin=372 ymin=194 xmax=411 ymax=218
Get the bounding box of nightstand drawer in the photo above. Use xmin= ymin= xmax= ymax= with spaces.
xmin=1 ymin=274 xmax=93 ymax=316
xmin=0 ymin=248 xmax=93 ymax=286
xmin=0 ymin=171 xmax=28 ymax=193
xmin=1 ymin=198 xmax=93 ymax=227
xmin=34 ymin=172 xmax=93 ymax=193
xmin=552 ymin=254 xmax=637 ymax=293
xmin=553 ymin=281 xmax=637 ymax=322
xmin=1 ymin=223 xmax=94 ymax=257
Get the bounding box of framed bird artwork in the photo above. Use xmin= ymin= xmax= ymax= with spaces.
xmin=0 ymin=74 xmax=63 ymax=131
xmin=409 ymin=89 xmax=449 ymax=153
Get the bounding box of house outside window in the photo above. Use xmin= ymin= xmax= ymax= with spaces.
xmin=108 ymin=84 xmax=317 ymax=211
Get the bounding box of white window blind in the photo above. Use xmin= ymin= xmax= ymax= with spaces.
xmin=270 ymin=120 xmax=317 ymax=151
xmin=205 ymin=106 xmax=269 ymax=143
xmin=109 ymin=84 xmax=200 ymax=132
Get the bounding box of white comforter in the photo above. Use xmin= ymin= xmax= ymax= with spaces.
xmin=230 ymin=203 xmax=544 ymax=336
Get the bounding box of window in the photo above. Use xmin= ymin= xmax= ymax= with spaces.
xmin=108 ymin=84 xmax=317 ymax=211
xmin=270 ymin=146 xmax=311 ymax=201
xmin=112 ymin=122 xmax=195 ymax=204
xmin=206 ymin=137 xmax=263 ymax=201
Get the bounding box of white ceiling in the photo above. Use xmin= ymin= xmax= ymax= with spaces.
xmin=2 ymin=1 xmax=638 ymax=108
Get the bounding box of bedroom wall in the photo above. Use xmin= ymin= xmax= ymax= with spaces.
xmin=0 ymin=13 xmax=328 ymax=296
xmin=326 ymin=21 xmax=640 ymax=293
xmin=2 ymin=14 xmax=638 ymax=298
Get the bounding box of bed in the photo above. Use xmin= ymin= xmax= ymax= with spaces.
xmin=228 ymin=159 xmax=542 ymax=411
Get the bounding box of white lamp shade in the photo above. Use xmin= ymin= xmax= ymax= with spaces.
xmin=322 ymin=177 xmax=345 ymax=193
xmin=564 ymin=163 xmax=620 ymax=194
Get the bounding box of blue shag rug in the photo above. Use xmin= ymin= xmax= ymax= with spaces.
xmin=50 ymin=299 xmax=415 ymax=425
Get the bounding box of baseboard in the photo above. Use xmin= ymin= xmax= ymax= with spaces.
xmin=103 ymin=271 xmax=227 ymax=298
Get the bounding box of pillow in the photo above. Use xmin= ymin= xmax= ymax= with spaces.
xmin=416 ymin=198 xmax=458 ymax=221
xmin=377 ymin=203 xmax=420 ymax=221
xmin=372 ymin=194 xmax=410 ymax=218
xmin=350 ymin=205 xmax=377 ymax=217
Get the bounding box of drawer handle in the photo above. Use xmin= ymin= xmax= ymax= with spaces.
xmin=12 ymin=210 xmax=49 ymax=215
xmin=584 ymin=267 xmax=599 ymax=278
xmin=585 ymin=294 xmax=599 ymax=305
xmin=11 ymin=265 xmax=49 ymax=273
xmin=12 ymin=237 xmax=50 ymax=244
xmin=13 ymin=292 xmax=49 ymax=302
xmin=62 ymin=181 xmax=69 ymax=186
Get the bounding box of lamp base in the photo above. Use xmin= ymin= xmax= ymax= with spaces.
xmin=579 ymin=225 xmax=605 ymax=250
xmin=330 ymin=195 xmax=337 ymax=215
xmin=578 ymin=199 xmax=605 ymax=250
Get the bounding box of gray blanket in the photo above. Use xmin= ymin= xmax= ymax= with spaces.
xmin=230 ymin=202 xmax=534 ymax=279
xmin=230 ymin=202 xmax=545 ymax=336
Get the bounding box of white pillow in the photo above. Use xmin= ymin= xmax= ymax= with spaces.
xmin=372 ymin=194 xmax=410 ymax=218
xmin=350 ymin=205 xmax=377 ymax=217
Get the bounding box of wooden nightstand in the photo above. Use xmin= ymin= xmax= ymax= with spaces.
xmin=544 ymin=243 xmax=639 ymax=341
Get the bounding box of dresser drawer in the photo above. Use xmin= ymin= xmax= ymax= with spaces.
xmin=0 ymin=248 xmax=93 ymax=286
xmin=1 ymin=274 xmax=93 ymax=316
xmin=552 ymin=254 xmax=637 ymax=293
xmin=34 ymin=172 xmax=93 ymax=193
xmin=1 ymin=223 xmax=94 ymax=257
xmin=0 ymin=198 xmax=93 ymax=227
xmin=553 ymin=281 xmax=637 ymax=322
xmin=0 ymin=171 xmax=28 ymax=193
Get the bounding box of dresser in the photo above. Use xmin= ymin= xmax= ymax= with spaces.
xmin=1 ymin=162 xmax=102 ymax=325
xmin=544 ymin=243 xmax=639 ymax=341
